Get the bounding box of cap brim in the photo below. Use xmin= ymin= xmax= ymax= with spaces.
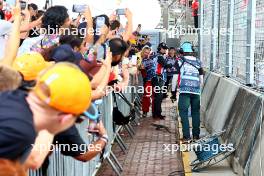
xmin=82 ymin=103 xmax=99 ymax=121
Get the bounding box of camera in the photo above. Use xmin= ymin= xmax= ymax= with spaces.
xmin=72 ymin=4 xmax=88 ymax=13
xmin=116 ymin=9 xmax=126 ymax=15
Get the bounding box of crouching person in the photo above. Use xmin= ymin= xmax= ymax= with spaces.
xmin=0 ymin=63 xmax=96 ymax=165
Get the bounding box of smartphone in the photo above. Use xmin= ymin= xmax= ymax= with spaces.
xmin=96 ymin=17 xmax=105 ymax=29
xmin=116 ymin=9 xmax=126 ymax=15
xmin=131 ymin=55 xmax=137 ymax=65
xmin=72 ymin=4 xmax=88 ymax=13
xmin=87 ymin=114 xmax=101 ymax=134
xmin=20 ymin=1 xmax=26 ymax=10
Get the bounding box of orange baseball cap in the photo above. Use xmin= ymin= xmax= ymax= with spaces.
xmin=34 ymin=62 xmax=92 ymax=115
xmin=13 ymin=52 xmax=53 ymax=81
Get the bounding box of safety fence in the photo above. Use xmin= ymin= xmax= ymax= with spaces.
xmin=199 ymin=0 xmax=264 ymax=89
xmin=29 ymin=77 xmax=139 ymax=176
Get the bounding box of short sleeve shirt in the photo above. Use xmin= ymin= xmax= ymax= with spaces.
xmin=54 ymin=125 xmax=87 ymax=157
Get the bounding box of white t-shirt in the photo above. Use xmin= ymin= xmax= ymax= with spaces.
xmin=17 ymin=35 xmax=44 ymax=56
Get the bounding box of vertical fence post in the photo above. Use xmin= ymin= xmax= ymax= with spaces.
xmin=199 ymin=0 xmax=204 ymax=62
xmin=225 ymin=0 xmax=234 ymax=77
xmin=246 ymin=0 xmax=256 ymax=85
xmin=210 ymin=0 xmax=218 ymax=71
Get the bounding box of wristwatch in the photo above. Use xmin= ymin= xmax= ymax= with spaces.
xmin=100 ymin=134 xmax=109 ymax=144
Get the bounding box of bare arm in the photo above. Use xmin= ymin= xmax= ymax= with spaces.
xmin=24 ymin=130 xmax=54 ymax=170
xmin=0 ymin=0 xmax=21 ymax=66
xmin=122 ymin=9 xmax=133 ymax=42
xmin=74 ymin=140 xmax=106 ymax=162
xmin=83 ymin=7 xmax=94 ymax=44
xmin=114 ymin=63 xmax=129 ymax=92
xmin=20 ymin=16 xmax=42 ymax=33
xmin=91 ymin=49 xmax=112 ymax=100
xmin=74 ymin=121 xmax=107 ymax=162
xmin=20 ymin=8 xmax=31 ymax=39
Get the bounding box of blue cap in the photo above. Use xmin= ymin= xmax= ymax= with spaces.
xmin=51 ymin=44 xmax=83 ymax=64
xmin=180 ymin=42 xmax=193 ymax=53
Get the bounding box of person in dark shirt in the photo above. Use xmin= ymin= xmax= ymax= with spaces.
xmin=0 ymin=63 xmax=93 ymax=162
xmin=151 ymin=42 xmax=173 ymax=120
xmin=163 ymin=47 xmax=177 ymax=99
xmin=0 ymin=90 xmax=36 ymax=162
xmin=39 ymin=123 xmax=108 ymax=173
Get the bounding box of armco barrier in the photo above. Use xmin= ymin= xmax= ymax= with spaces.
xmin=29 ymin=89 xmax=136 ymax=176
xmin=247 ymin=101 xmax=264 ymax=176
xmin=201 ymin=72 xmax=221 ymax=123
xmin=202 ymin=72 xmax=264 ymax=176
xmin=222 ymin=88 xmax=263 ymax=175
xmin=203 ymin=76 xmax=240 ymax=133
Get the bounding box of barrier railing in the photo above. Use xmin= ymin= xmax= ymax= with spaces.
xmin=29 ymin=77 xmax=139 ymax=176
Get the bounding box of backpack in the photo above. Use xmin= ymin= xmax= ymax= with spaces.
xmin=112 ymin=93 xmax=136 ymax=126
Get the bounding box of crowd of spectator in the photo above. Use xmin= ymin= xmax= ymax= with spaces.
xmin=0 ymin=0 xmax=204 ymax=175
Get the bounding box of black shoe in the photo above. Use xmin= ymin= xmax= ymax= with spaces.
xmin=153 ymin=116 xmax=161 ymax=121
xmin=163 ymin=94 xmax=168 ymax=99
xmin=170 ymin=95 xmax=176 ymax=100
xmin=159 ymin=115 xmax=166 ymax=120
xmin=193 ymin=136 xmax=200 ymax=142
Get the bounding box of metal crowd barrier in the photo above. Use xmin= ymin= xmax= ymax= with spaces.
xmin=29 ymin=78 xmax=140 ymax=176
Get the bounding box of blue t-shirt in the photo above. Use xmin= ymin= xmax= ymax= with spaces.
xmin=178 ymin=56 xmax=203 ymax=95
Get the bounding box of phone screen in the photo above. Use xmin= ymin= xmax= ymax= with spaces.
xmin=96 ymin=17 xmax=105 ymax=29
xmin=96 ymin=44 xmax=106 ymax=61
xmin=119 ymin=15 xmax=127 ymax=28
xmin=116 ymin=9 xmax=126 ymax=15
xmin=72 ymin=4 xmax=87 ymax=13
xmin=131 ymin=55 xmax=137 ymax=65
xmin=20 ymin=1 xmax=27 ymax=10
xmin=5 ymin=0 xmax=16 ymax=7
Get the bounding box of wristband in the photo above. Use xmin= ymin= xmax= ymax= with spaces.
xmin=100 ymin=134 xmax=109 ymax=144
